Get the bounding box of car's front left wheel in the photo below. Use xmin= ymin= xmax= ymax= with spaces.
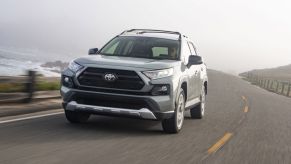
xmin=162 ymin=89 xmax=185 ymax=133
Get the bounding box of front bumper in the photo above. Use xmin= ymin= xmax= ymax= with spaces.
xmin=66 ymin=101 xmax=158 ymax=119
xmin=61 ymin=86 xmax=175 ymax=120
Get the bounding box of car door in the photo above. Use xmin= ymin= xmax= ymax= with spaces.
xmin=181 ymin=41 xmax=196 ymax=101
xmin=188 ymin=42 xmax=201 ymax=98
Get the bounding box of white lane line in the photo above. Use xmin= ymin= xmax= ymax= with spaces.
xmin=0 ymin=112 xmax=64 ymax=124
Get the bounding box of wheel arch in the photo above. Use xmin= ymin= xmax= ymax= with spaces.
xmin=176 ymin=76 xmax=188 ymax=104
xmin=204 ymin=81 xmax=208 ymax=95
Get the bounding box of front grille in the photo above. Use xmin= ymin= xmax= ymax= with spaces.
xmin=77 ymin=67 xmax=144 ymax=90
xmin=76 ymin=86 xmax=151 ymax=95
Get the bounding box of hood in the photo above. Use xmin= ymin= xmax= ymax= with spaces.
xmin=74 ymin=55 xmax=180 ymax=69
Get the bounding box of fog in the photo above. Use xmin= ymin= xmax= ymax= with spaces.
xmin=1 ymin=0 xmax=291 ymax=74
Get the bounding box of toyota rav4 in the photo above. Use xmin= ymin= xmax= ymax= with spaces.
xmin=61 ymin=29 xmax=208 ymax=133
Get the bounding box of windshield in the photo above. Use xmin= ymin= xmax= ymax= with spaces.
xmin=99 ymin=36 xmax=180 ymax=60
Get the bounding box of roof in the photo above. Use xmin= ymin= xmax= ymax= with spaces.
xmin=119 ymin=29 xmax=188 ymax=40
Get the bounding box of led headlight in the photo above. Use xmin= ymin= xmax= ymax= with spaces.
xmin=68 ymin=61 xmax=84 ymax=73
xmin=142 ymin=68 xmax=174 ymax=80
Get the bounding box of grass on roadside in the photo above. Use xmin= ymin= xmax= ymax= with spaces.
xmin=36 ymin=81 xmax=61 ymax=91
xmin=0 ymin=83 xmax=24 ymax=93
xmin=0 ymin=81 xmax=60 ymax=93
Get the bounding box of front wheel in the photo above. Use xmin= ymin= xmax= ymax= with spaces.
xmin=65 ymin=110 xmax=90 ymax=123
xmin=162 ymin=89 xmax=185 ymax=133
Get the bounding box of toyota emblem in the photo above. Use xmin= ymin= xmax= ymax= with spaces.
xmin=104 ymin=73 xmax=117 ymax=82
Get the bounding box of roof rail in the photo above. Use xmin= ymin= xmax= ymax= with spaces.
xmin=120 ymin=29 xmax=182 ymax=40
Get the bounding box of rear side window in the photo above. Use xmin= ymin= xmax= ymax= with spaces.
xmin=182 ymin=41 xmax=192 ymax=63
xmin=188 ymin=42 xmax=197 ymax=56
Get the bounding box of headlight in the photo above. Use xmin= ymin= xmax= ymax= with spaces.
xmin=68 ymin=61 xmax=84 ymax=73
xmin=142 ymin=68 xmax=174 ymax=80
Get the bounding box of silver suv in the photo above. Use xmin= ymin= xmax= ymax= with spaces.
xmin=61 ymin=29 xmax=208 ymax=133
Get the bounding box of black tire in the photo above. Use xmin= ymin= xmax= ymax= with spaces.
xmin=190 ymin=86 xmax=206 ymax=119
xmin=65 ymin=110 xmax=90 ymax=123
xmin=162 ymin=89 xmax=185 ymax=133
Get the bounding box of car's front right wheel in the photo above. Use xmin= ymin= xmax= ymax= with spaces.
xmin=162 ymin=89 xmax=185 ymax=133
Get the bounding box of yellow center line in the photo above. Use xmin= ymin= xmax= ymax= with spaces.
xmin=244 ymin=106 xmax=249 ymax=113
xmin=206 ymin=96 xmax=248 ymax=155
xmin=207 ymin=133 xmax=233 ymax=154
xmin=242 ymin=96 xmax=249 ymax=113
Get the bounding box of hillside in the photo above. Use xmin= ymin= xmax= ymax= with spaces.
xmin=240 ymin=64 xmax=291 ymax=81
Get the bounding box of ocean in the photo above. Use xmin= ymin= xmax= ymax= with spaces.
xmin=0 ymin=46 xmax=74 ymax=77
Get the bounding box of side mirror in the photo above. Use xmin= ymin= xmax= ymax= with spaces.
xmin=188 ymin=55 xmax=203 ymax=66
xmin=88 ymin=48 xmax=98 ymax=55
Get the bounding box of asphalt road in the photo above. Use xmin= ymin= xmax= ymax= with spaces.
xmin=1 ymin=70 xmax=291 ymax=164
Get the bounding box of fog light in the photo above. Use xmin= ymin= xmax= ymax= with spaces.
xmin=151 ymin=85 xmax=170 ymax=96
xmin=62 ymin=76 xmax=74 ymax=88
xmin=64 ymin=77 xmax=69 ymax=83
xmin=160 ymin=86 xmax=168 ymax=92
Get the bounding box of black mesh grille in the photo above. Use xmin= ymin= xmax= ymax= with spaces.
xmin=75 ymin=96 xmax=149 ymax=110
xmin=77 ymin=67 xmax=144 ymax=90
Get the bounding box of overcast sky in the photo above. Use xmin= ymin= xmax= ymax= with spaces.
xmin=1 ymin=0 xmax=291 ymax=74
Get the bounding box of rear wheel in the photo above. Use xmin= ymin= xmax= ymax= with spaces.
xmin=65 ymin=110 xmax=90 ymax=123
xmin=162 ymin=89 xmax=185 ymax=133
xmin=190 ymin=86 xmax=206 ymax=119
